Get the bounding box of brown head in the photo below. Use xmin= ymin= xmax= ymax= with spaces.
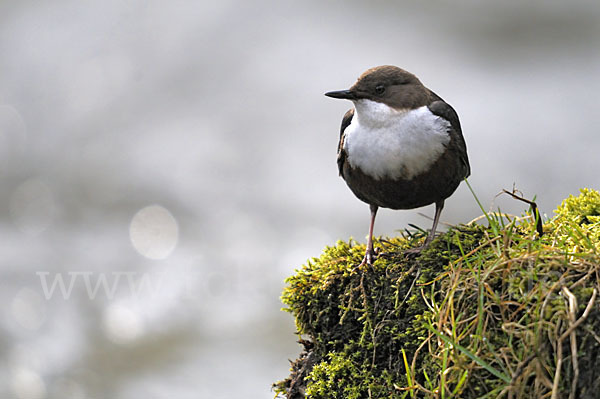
xmin=325 ymin=65 xmax=431 ymax=110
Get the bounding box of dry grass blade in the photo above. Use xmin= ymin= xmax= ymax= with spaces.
xmin=550 ymin=287 xmax=597 ymax=399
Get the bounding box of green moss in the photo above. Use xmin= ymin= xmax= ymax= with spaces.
xmin=306 ymin=352 xmax=382 ymax=399
xmin=274 ymin=189 xmax=600 ymax=399
xmin=549 ymin=188 xmax=600 ymax=253
xmin=554 ymin=188 xmax=600 ymax=225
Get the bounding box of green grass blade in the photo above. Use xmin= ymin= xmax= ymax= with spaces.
xmin=452 ymin=369 xmax=469 ymax=395
xmin=465 ymin=179 xmax=499 ymax=235
xmin=401 ymin=348 xmax=415 ymax=399
xmin=426 ymin=324 xmax=511 ymax=383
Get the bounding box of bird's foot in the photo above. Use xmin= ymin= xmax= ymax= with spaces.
xmin=404 ymin=245 xmax=425 ymax=256
xmin=374 ymin=249 xmax=390 ymax=259
xmin=353 ymin=248 xmax=379 ymax=272
xmin=404 ymin=236 xmax=435 ymax=256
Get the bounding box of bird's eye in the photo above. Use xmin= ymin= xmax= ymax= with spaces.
xmin=375 ymin=85 xmax=385 ymax=95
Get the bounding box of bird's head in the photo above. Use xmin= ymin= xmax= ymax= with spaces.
xmin=325 ymin=65 xmax=431 ymax=114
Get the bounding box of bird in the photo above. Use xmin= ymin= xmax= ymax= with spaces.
xmin=325 ymin=65 xmax=470 ymax=267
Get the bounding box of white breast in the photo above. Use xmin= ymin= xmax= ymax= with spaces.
xmin=343 ymin=100 xmax=451 ymax=180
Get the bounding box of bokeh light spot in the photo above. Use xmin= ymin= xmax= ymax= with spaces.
xmin=102 ymin=303 xmax=143 ymax=344
xmin=10 ymin=178 xmax=56 ymax=236
xmin=11 ymin=367 xmax=46 ymax=399
xmin=129 ymin=205 xmax=178 ymax=260
xmin=11 ymin=288 xmax=47 ymax=331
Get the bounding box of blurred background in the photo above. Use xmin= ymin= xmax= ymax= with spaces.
xmin=0 ymin=0 xmax=599 ymax=398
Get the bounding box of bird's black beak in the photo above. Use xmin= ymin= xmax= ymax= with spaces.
xmin=324 ymin=89 xmax=356 ymax=100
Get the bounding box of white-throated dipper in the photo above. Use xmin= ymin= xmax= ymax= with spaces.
xmin=325 ymin=65 xmax=470 ymax=266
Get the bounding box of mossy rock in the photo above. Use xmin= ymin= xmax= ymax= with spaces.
xmin=274 ymin=188 xmax=600 ymax=399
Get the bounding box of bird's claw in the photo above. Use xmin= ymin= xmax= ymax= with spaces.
xmin=404 ymin=237 xmax=434 ymax=256
xmin=404 ymin=246 xmax=425 ymax=256
xmin=353 ymin=248 xmax=378 ymax=272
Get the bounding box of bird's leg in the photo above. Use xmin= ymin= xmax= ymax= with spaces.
xmin=423 ymin=200 xmax=444 ymax=247
xmin=357 ymin=204 xmax=378 ymax=269
xmin=406 ymin=200 xmax=444 ymax=254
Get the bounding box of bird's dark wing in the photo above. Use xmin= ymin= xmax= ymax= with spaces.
xmin=427 ymin=97 xmax=471 ymax=179
xmin=337 ymin=108 xmax=354 ymax=177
